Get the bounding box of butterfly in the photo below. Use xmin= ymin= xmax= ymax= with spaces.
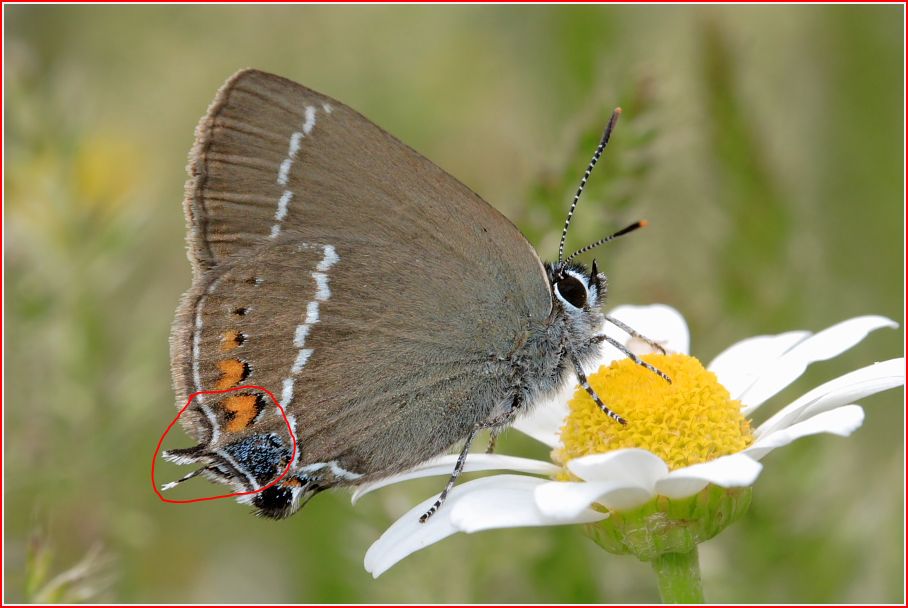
xmin=164 ymin=69 xmax=667 ymax=520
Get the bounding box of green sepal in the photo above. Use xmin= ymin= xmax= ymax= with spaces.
xmin=583 ymin=485 xmax=752 ymax=561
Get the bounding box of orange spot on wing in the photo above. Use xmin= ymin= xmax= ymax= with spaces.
xmin=220 ymin=330 xmax=244 ymax=352
xmin=216 ymin=358 xmax=249 ymax=389
xmin=222 ymin=394 xmax=263 ymax=433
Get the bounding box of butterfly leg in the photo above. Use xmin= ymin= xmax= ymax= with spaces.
xmin=419 ymin=424 xmax=481 ymax=523
xmin=603 ymin=315 xmax=668 ymax=354
xmin=570 ymin=354 xmax=628 ymax=425
xmin=485 ymin=429 xmax=501 ymax=454
xmin=483 ymin=398 xmax=522 ymax=456
xmin=593 ymin=334 xmax=672 ymax=384
xmin=419 ymin=398 xmax=521 ymax=523
xmin=160 ymin=466 xmax=208 ymax=491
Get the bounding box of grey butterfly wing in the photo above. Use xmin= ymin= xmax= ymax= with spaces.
xmin=171 ymin=69 xmax=552 ymax=500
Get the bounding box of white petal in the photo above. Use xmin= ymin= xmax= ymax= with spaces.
xmin=654 ymin=453 xmax=763 ymax=498
xmin=364 ymin=474 xmax=608 ymax=576
xmin=605 ymin=304 xmax=690 ymax=355
xmin=736 ymin=316 xmax=898 ymax=412
xmin=450 ymin=475 xmax=607 ymax=533
xmin=755 ymin=358 xmax=904 ymax=438
xmin=567 ymin=448 xmax=669 ymax=491
xmin=707 ymin=331 xmax=810 ymax=401
xmin=351 ymin=453 xmax=558 ymax=504
xmin=535 ymin=479 xmax=654 ymax=514
xmin=365 ymin=475 xmax=583 ymax=577
xmin=744 ymin=405 xmax=865 ymax=460
xmin=364 ymin=488 xmax=462 ymax=577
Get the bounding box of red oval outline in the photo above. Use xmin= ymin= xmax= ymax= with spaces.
xmin=151 ymin=385 xmax=297 ymax=504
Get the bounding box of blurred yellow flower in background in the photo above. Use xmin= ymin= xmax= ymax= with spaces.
xmin=71 ymin=133 xmax=139 ymax=216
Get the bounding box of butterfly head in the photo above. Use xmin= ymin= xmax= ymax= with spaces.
xmin=547 ymin=259 xmax=606 ymax=312
xmin=543 ymin=259 xmax=608 ymax=373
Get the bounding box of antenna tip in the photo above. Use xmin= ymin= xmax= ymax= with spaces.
xmin=639 ymin=219 xmax=649 ymax=228
xmin=614 ymin=107 xmax=623 ymax=115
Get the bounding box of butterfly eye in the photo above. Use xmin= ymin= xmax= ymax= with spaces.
xmin=555 ymin=275 xmax=588 ymax=309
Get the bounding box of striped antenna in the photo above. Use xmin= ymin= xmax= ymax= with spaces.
xmin=557 ymin=107 xmax=622 ymax=263
xmin=565 ymin=220 xmax=648 ymax=262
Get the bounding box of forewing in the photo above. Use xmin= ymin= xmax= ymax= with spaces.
xmin=183 ymin=69 xmax=549 ymax=312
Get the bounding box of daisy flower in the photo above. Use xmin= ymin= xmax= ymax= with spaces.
xmin=356 ymin=305 xmax=903 ymax=600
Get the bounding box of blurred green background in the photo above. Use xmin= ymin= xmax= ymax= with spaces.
xmin=4 ymin=4 xmax=904 ymax=603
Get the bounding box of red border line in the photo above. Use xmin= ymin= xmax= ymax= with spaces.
xmin=150 ymin=385 xmax=297 ymax=504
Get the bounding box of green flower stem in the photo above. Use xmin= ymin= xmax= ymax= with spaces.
xmin=651 ymin=547 xmax=704 ymax=604
xmin=583 ymin=487 xmax=750 ymax=602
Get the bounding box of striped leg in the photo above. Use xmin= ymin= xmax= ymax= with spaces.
xmin=604 ymin=315 xmax=668 ymax=354
xmin=160 ymin=466 xmax=207 ymax=492
xmin=570 ymin=353 xmax=627 ymax=425
xmin=595 ymin=334 xmax=672 ymax=384
xmin=419 ymin=425 xmax=480 ymax=523
xmin=419 ymin=401 xmax=520 ymax=523
xmin=485 ymin=428 xmax=502 ymax=454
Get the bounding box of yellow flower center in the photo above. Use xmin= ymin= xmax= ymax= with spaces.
xmin=556 ymin=354 xmax=753 ymax=470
